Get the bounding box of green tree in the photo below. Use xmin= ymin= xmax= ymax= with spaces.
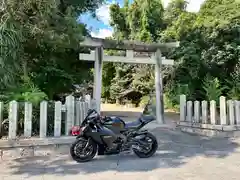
xmin=163 ymin=0 xmax=188 ymax=27
xmin=161 ymin=12 xmax=197 ymax=41
xmin=104 ymin=0 xmax=240 ymax=107
xmin=106 ymin=0 xmax=165 ymax=103
xmin=196 ymin=0 xmax=240 ymax=27
xmin=0 ymin=0 xmax=104 ymax=101
xmin=165 ymin=0 xmax=240 ymax=103
xmin=0 ymin=0 xmax=104 ymax=136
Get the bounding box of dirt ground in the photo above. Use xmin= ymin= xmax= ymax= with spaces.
xmin=101 ymin=103 xmax=180 ymax=122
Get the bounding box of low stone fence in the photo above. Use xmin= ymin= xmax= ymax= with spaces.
xmin=177 ymin=95 xmax=240 ymax=137
xmin=0 ymin=136 xmax=75 ymax=160
xmin=0 ymin=95 xmax=96 ymax=159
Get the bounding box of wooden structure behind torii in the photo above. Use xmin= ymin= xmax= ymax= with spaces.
xmin=80 ymin=37 xmax=179 ymax=124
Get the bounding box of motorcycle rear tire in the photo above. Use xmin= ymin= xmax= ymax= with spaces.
xmin=70 ymin=137 xmax=97 ymax=163
xmin=133 ymin=132 xmax=158 ymax=158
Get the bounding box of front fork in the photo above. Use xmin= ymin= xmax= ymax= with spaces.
xmin=75 ymin=136 xmax=91 ymax=152
xmin=82 ymin=138 xmax=92 ymax=153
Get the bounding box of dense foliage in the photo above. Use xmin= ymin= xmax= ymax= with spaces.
xmin=101 ymin=0 xmax=240 ymax=109
xmin=1 ymin=0 xmax=240 ymax=108
xmin=0 ymin=0 xmax=104 ymax=136
xmin=0 ymin=0 xmax=105 ymax=103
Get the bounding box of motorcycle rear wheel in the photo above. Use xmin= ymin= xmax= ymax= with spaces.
xmin=70 ymin=137 xmax=97 ymax=163
xmin=133 ymin=132 xmax=158 ymax=158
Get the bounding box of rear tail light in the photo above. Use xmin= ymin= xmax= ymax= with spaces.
xmin=70 ymin=126 xmax=81 ymax=136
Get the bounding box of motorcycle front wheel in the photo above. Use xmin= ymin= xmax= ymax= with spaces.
xmin=70 ymin=137 xmax=97 ymax=163
xmin=133 ymin=132 xmax=158 ymax=158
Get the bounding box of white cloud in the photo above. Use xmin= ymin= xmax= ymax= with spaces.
xmin=96 ymin=4 xmax=111 ymax=25
xmin=186 ymin=0 xmax=206 ymax=12
xmin=91 ymin=29 xmax=113 ymax=38
xmin=95 ymin=1 xmax=118 ymax=25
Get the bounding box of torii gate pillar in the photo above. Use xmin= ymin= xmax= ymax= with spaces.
xmin=155 ymin=48 xmax=164 ymax=124
xmin=93 ymin=47 xmax=103 ymax=113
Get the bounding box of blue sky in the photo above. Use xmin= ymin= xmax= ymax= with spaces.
xmin=80 ymin=0 xmax=206 ymax=38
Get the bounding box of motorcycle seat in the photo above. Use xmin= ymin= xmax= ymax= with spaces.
xmin=125 ymin=119 xmax=142 ymax=129
xmin=124 ymin=115 xmax=155 ymax=129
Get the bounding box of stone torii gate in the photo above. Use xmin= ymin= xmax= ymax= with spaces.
xmin=79 ymin=37 xmax=179 ymax=124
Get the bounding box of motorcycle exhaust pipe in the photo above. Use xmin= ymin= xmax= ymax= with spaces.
xmin=128 ymin=138 xmax=149 ymax=151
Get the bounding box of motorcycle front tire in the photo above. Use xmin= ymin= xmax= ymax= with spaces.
xmin=70 ymin=137 xmax=97 ymax=163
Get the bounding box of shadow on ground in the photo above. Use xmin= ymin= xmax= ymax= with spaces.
xmin=6 ymin=125 xmax=240 ymax=177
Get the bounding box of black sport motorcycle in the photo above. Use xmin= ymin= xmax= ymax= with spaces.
xmin=69 ymin=97 xmax=157 ymax=163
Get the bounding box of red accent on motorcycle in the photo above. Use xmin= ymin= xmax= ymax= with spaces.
xmin=70 ymin=126 xmax=81 ymax=136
